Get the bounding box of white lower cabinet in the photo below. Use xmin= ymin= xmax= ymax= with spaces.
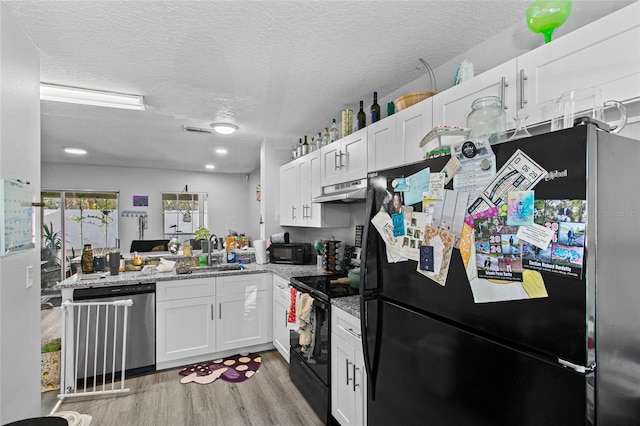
xmin=156 ymin=273 xmax=271 ymax=369
xmin=216 ymin=274 xmax=271 ymax=352
xmin=272 ymin=275 xmax=296 ymax=362
xmin=331 ymin=307 xmax=366 ymax=426
xmin=156 ymin=278 xmax=216 ymax=363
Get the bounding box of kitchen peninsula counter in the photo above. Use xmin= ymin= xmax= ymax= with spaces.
xmin=58 ymin=262 xmax=323 ymax=290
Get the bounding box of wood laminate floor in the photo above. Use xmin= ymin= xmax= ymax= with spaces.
xmin=41 ymin=307 xmax=323 ymax=426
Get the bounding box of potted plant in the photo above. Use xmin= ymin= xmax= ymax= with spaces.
xmin=192 ymin=227 xmax=211 ymax=251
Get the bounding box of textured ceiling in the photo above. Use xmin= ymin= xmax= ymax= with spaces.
xmin=2 ymin=0 xmax=633 ymax=174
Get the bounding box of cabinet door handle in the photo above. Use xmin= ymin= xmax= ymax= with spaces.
xmin=346 ymin=359 xmax=353 ymax=385
xmin=291 ymin=206 xmax=296 ymax=220
xmin=353 ymin=364 xmax=360 ymax=391
xmin=334 ymin=151 xmax=340 ymax=170
xmin=219 ymin=303 xmax=222 ymax=319
xmin=211 ymin=304 xmax=214 ymax=321
xmin=519 ymin=69 xmax=528 ymax=109
xmin=285 ymin=310 xmax=289 ymax=327
xmin=500 ymin=76 xmax=509 ymax=110
xmin=345 ymin=327 xmax=361 ymax=339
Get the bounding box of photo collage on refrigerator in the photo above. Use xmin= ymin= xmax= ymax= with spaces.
xmin=371 ymin=138 xmax=587 ymax=303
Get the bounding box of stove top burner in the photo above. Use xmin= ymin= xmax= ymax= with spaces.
xmin=290 ymin=274 xmax=359 ymax=301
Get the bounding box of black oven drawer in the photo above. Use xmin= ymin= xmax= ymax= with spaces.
xmin=290 ymin=351 xmax=329 ymax=424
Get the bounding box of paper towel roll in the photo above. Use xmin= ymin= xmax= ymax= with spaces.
xmin=254 ymin=240 xmax=267 ymax=264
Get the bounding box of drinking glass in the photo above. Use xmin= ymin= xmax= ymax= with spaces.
xmin=526 ymin=0 xmax=572 ymax=44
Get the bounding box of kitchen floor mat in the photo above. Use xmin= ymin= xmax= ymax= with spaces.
xmin=178 ymin=353 xmax=261 ymax=385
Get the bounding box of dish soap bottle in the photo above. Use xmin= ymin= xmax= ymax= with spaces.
xmin=226 ymin=237 xmax=237 ymax=263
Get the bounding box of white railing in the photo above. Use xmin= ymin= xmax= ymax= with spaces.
xmin=52 ymin=299 xmax=133 ymax=414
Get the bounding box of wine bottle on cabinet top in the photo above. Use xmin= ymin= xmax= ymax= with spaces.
xmin=357 ymin=101 xmax=366 ymax=130
xmin=371 ymin=92 xmax=380 ymax=123
xmin=329 ymin=119 xmax=339 ymax=143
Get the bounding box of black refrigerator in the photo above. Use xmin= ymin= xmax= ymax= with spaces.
xmin=360 ymin=124 xmax=640 ymax=425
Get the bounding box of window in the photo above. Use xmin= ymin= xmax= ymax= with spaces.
xmin=41 ymin=190 xmax=119 ymax=290
xmin=161 ymin=192 xmax=208 ymax=236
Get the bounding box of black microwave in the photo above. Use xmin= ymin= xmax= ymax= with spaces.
xmin=269 ymin=243 xmax=312 ymax=265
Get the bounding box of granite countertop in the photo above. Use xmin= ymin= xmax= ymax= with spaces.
xmin=332 ymin=296 xmax=360 ymax=319
xmin=58 ymin=262 xmax=323 ymax=289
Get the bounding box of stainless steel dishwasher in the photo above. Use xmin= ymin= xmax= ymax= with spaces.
xmin=73 ymin=283 xmax=156 ymax=378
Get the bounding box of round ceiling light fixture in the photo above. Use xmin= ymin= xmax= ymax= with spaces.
xmin=215 ymin=148 xmax=228 ymax=155
xmin=64 ymin=147 xmax=87 ymax=155
xmin=205 ymin=164 xmax=215 ymax=170
xmin=210 ymin=123 xmax=238 ymax=135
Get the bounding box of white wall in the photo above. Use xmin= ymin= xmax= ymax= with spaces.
xmin=41 ymin=164 xmax=254 ymax=253
xmin=260 ymin=138 xmax=291 ymax=240
xmin=0 ymin=4 xmax=41 ymax=422
xmin=247 ymin=168 xmax=261 ymax=243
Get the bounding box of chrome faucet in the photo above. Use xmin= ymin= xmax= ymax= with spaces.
xmin=207 ymin=234 xmax=219 ymax=266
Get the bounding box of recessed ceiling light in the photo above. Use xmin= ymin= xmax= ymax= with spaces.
xmin=41 ymin=83 xmax=145 ymax=110
xmin=210 ymin=123 xmax=238 ymax=134
xmin=205 ymin=164 xmax=215 ymax=170
xmin=215 ymin=148 xmax=228 ymax=155
xmin=64 ymin=147 xmax=87 ymax=155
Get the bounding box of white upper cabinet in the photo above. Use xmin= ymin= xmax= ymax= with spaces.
xmin=367 ymin=118 xmax=398 ymax=172
xmin=517 ymin=1 xmax=640 ymax=126
xmin=321 ymin=129 xmax=367 ymax=186
xmin=367 ymin=97 xmax=433 ymax=173
xmin=432 ymin=59 xmax=518 ymax=130
xmin=279 ymin=160 xmax=300 ymax=226
xmin=279 ymin=150 xmax=350 ymax=228
xmin=395 ymin=97 xmax=434 ymax=165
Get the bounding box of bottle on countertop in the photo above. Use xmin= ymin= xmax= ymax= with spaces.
xmin=371 ymin=91 xmax=380 ymax=123
xmin=316 ymin=132 xmax=323 ymax=150
xmin=323 ymin=127 xmax=330 ymax=145
xmin=302 ymin=135 xmax=310 ymax=155
xmin=226 ymin=236 xmax=237 ymax=263
xmin=357 ymin=101 xmax=366 ymax=130
xmin=329 ymin=119 xmax=339 ymax=143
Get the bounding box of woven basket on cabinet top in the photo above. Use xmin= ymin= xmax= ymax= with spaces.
xmin=394 ymin=91 xmax=436 ymax=111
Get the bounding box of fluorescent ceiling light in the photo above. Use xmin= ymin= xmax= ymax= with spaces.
xmin=210 ymin=123 xmax=238 ymax=134
xmin=40 ymin=83 xmax=145 ymax=110
xmin=215 ymin=148 xmax=228 ymax=155
xmin=205 ymin=164 xmax=215 ymax=170
xmin=64 ymin=147 xmax=87 ymax=155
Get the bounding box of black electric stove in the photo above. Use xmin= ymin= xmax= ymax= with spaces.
xmin=290 ymin=274 xmax=359 ymax=302
xmin=289 ymin=273 xmax=359 ymax=424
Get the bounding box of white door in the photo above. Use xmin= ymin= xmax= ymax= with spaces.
xmin=342 ymin=129 xmax=368 ymax=182
xmin=156 ymin=296 xmax=216 ymax=363
xmin=432 ymin=59 xmax=517 ymax=130
xmin=320 ymin=142 xmax=342 ymax=186
xmin=272 ymin=291 xmax=291 ymax=362
xmin=331 ymin=333 xmax=358 ymax=426
xmin=367 ymin=118 xmax=398 ymax=172
xmin=216 ymin=290 xmax=269 ymax=352
xmin=395 ymin=97 xmax=433 ymax=165
xmin=279 ymin=162 xmax=299 ymax=226
xmin=307 ymin=151 xmax=322 ymax=227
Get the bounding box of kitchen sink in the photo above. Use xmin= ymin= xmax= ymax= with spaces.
xmin=190 ymin=263 xmax=243 ymax=272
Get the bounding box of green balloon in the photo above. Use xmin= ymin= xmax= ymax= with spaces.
xmin=526 ymin=0 xmax=572 ymax=44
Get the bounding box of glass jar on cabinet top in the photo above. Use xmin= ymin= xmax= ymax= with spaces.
xmin=466 ymin=96 xmax=507 ymax=145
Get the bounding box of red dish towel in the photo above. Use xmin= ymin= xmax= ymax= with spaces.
xmin=287 ymin=287 xmax=297 ymax=323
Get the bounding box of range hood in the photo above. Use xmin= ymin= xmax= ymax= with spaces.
xmin=313 ymin=178 xmax=367 ymax=203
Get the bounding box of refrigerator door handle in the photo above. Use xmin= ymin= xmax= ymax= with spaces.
xmin=558 ymin=358 xmax=596 ymax=374
xmin=361 ymin=187 xmax=379 ymax=293
xmin=360 ymin=294 xmax=380 ymax=400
